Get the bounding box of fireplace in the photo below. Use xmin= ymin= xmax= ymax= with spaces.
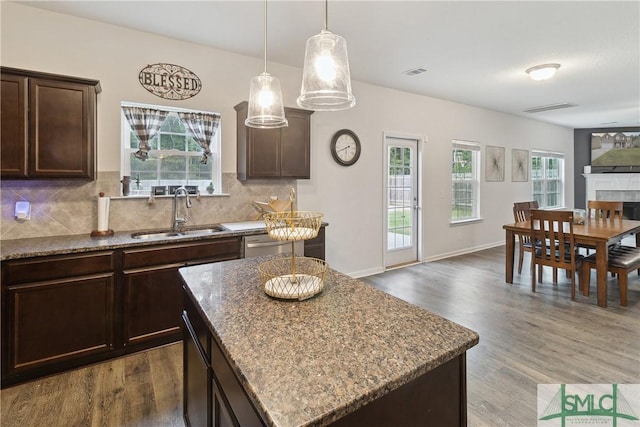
xmin=583 ymin=172 xmax=640 ymax=220
xmin=622 ymin=202 xmax=640 ymax=220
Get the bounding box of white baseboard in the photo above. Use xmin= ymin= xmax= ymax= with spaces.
xmin=422 ymin=241 xmax=504 ymax=263
xmin=345 ymin=241 xmax=504 ymax=278
xmin=349 ymin=266 xmax=385 ymax=279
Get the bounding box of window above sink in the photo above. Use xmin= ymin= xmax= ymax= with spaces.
xmin=120 ymin=101 xmax=222 ymax=197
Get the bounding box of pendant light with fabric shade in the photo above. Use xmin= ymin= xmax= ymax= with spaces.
xmin=246 ymin=0 xmax=288 ymax=128
xmin=297 ymin=0 xmax=355 ymax=111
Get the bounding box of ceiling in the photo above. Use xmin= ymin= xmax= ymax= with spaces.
xmin=17 ymin=1 xmax=640 ymax=129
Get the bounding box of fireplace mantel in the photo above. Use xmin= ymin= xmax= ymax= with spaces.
xmin=583 ymin=173 xmax=640 ymax=204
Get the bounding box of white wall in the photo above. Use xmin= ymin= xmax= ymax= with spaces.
xmin=1 ymin=2 xmax=574 ymax=277
xmin=300 ymin=84 xmax=574 ymax=276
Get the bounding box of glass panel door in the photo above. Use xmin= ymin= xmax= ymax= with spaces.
xmin=384 ymin=135 xmax=420 ymax=268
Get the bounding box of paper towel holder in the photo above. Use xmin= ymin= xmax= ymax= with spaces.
xmin=90 ymin=229 xmax=114 ymax=237
xmin=91 ymin=192 xmax=114 ymax=237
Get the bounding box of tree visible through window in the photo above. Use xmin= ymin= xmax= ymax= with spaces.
xmin=121 ymin=103 xmax=221 ymax=195
xmin=532 ymin=151 xmax=564 ymax=208
xmin=451 ymin=141 xmax=480 ymax=222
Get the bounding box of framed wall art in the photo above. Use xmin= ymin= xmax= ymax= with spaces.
xmin=511 ymin=149 xmax=529 ymax=182
xmin=485 ymin=145 xmax=505 ymax=182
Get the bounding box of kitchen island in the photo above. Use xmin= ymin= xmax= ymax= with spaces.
xmin=1 ymin=222 xmax=327 ymax=388
xmin=179 ymin=256 xmax=479 ymax=427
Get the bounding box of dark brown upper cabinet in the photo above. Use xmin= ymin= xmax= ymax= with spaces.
xmin=235 ymin=101 xmax=313 ymax=180
xmin=1 ymin=67 xmax=101 ymax=180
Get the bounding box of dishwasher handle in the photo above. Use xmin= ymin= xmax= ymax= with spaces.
xmin=245 ymin=240 xmax=291 ymax=249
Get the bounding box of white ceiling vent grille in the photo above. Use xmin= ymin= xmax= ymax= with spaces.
xmin=403 ymin=67 xmax=428 ymax=76
xmin=524 ymin=102 xmax=578 ymax=113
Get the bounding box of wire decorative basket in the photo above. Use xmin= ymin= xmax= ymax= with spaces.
xmin=263 ymin=211 xmax=323 ymax=241
xmin=258 ymin=256 xmax=328 ymax=300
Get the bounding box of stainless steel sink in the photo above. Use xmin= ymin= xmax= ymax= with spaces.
xmin=131 ymin=231 xmax=182 ymax=240
xmin=131 ymin=225 xmax=226 ymax=240
xmin=182 ymin=226 xmax=226 ymax=236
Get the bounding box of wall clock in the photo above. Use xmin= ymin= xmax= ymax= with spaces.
xmin=330 ymin=129 xmax=361 ymax=166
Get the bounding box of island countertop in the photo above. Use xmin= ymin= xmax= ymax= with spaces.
xmin=179 ymin=256 xmax=479 ymax=427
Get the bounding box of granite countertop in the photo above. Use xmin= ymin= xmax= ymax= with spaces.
xmin=180 ymin=256 xmax=479 ymax=427
xmin=0 ymin=225 xmax=261 ymax=261
xmin=1 ymin=222 xmax=329 ymax=262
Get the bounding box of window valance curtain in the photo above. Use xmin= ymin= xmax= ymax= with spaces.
xmin=177 ymin=112 xmax=221 ymax=164
xmin=121 ymin=106 xmax=169 ymax=160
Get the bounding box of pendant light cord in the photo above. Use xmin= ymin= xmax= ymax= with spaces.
xmin=323 ymin=0 xmax=328 ymax=30
xmin=263 ymin=0 xmax=268 ymax=73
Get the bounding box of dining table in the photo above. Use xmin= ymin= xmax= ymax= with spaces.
xmin=503 ymin=217 xmax=640 ymax=307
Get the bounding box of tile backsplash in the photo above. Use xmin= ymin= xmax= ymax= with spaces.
xmin=0 ymin=172 xmax=296 ymax=240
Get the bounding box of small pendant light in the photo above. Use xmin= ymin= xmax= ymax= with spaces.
xmin=297 ymin=0 xmax=355 ymax=111
xmin=246 ymin=0 xmax=288 ymax=128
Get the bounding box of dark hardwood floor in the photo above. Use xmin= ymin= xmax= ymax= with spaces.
xmin=364 ymin=245 xmax=640 ymax=427
xmin=1 ymin=343 xmax=183 ymax=427
xmin=2 ymin=245 xmax=638 ymax=426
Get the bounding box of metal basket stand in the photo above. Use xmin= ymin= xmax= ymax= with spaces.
xmin=259 ymin=204 xmax=328 ymax=300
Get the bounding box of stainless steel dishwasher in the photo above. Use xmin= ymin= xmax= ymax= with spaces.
xmin=243 ymin=233 xmax=303 ymax=258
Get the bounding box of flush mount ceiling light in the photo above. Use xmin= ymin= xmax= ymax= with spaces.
xmin=246 ymin=0 xmax=288 ymax=129
xmin=526 ymin=63 xmax=561 ymax=81
xmin=297 ymin=0 xmax=355 ymax=111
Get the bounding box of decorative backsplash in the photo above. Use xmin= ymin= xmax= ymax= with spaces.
xmin=0 ymin=172 xmax=296 ymax=240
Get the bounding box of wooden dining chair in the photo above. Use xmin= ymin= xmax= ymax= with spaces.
xmin=587 ymin=200 xmax=624 ymax=220
xmin=513 ymin=201 xmax=539 ymax=274
xmin=580 ymin=200 xmax=625 ymax=256
xmin=530 ymin=209 xmax=583 ymax=300
xmin=581 ymin=245 xmax=640 ymax=306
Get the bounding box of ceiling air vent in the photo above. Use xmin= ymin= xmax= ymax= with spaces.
xmin=524 ymin=102 xmax=578 ymax=114
xmin=403 ymin=67 xmax=427 ymax=76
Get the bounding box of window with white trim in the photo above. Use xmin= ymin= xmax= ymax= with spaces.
xmin=531 ymin=150 xmax=564 ymax=208
xmin=451 ymin=140 xmax=481 ymax=222
xmin=120 ymin=102 xmax=222 ymax=196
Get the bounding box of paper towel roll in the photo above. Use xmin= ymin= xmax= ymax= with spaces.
xmin=97 ymin=196 xmax=110 ymax=231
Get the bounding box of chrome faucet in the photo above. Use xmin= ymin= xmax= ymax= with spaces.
xmin=172 ymin=187 xmax=192 ymax=232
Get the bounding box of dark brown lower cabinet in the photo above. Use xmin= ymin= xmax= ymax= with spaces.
xmin=123 ymin=266 xmax=183 ymax=346
xmin=184 ymin=311 xmax=210 ymax=427
xmin=7 ymin=274 xmax=114 ymax=373
xmin=123 ymin=238 xmax=241 ymax=350
xmin=1 ymin=250 xmax=116 ymax=385
xmin=1 ymin=237 xmax=241 ymax=388
xmin=183 ymin=292 xmax=264 ymax=427
xmin=329 ymin=356 xmax=466 ymax=427
xmin=213 ymin=378 xmax=236 ymax=427
xmin=183 ymin=308 xmax=239 ymax=427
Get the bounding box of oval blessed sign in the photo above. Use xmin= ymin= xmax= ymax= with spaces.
xmin=138 ymin=63 xmax=202 ymax=100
